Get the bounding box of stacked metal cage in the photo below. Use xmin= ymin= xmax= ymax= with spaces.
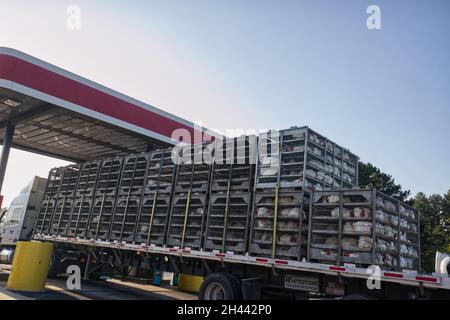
xmin=48 ymin=164 xmax=80 ymax=237
xmin=67 ymin=160 xmax=102 ymax=238
xmin=36 ymin=167 xmax=65 ymax=235
xmin=204 ymin=136 xmax=256 ymax=254
xmin=85 ymin=157 xmax=123 ymax=240
xmin=135 ymin=149 xmax=177 ymax=245
xmin=33 ymin=126 xmax=426 ymax=272
xmin=166 ymin=144 xmax=212 ymax=250
xmin=308 ymin=189 xmax=420 ymax=271
xmin=109 ymin=153 xmax=148 ymax=242
xmin=249 ymin=127 xmax=358 ymax=261
xmin=255 ymin=126 xmax=358 ymax=190
xmin=249 ymin=129 xmax=309 ymax=261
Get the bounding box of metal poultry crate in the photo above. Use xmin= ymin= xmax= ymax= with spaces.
xmin=58 ymin=160 xmax=103 ymax=238
xmin=135 ymin=149 xmax=177 ymax=245
xmin=80 ymin=157 xmax=124 ymax=241
xmin=173 ymin=144 xmax=212 ymax=194
xmin=47 ymin=196 xmax=74 ymax=236
xmin=66 ymin=196 xmax=94 ymax=238
xmin=202 ymin=136 xmax=256 ymax=254
xmin=117 ymin=153 xmax=148 ymax=197
xmin=38 ymin=164 xmax=80 ymax=236
xmin=166 ymin=143 xmax=212 ymax=249
xmin=95 ymin=157 xmax=123 ymax=197
xmin=107 ymin=153 xmax=149 ymax=242
xmin=204 ymin=192 xmax=252 ymax=254
xmin=143 ymin=149 xmax=177 ymax=195
xmin=255 ymin=126 xmax=358 ymax=190
xmin=135 ymin=194 xmax=172 ymax=245
xmin=85 ymin=196 xmax=116 ymax=240
xmin=166 ymin=193 xmax=208 ymax=250
xmin=58 ymin=164 xmax=81 ymax=198
xmin=36 ymin=167 xmax=64 ymax=235
xmin=109 ymin=196 xmax=141 ymax=242
xmin=75 ymin=160 xmax=102 ymax=197
xmin=210 ymin=136 xmax=257 ymax=192
xmin=249 ymin=187 xmax=309 ymax=260
xmin=308 ymin=189 xmax=420 ymax=272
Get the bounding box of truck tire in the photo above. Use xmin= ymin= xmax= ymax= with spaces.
xmin=199 ymin=273 xmax=242 ymax=300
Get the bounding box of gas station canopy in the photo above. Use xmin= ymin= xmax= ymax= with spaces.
xmin=0 ymin=47 xmax=214 ymax=162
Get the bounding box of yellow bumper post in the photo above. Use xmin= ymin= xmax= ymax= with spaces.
xmin=178 ymin=274 xmax=204 ymax=293
xmin=7 ymin=241 xmax=54 ymax=292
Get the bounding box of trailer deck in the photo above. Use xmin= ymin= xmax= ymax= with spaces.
xmin=34 ymin=234 xmax=450 ymax=292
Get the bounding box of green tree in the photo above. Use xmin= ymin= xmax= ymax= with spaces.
xmin=358 ymin=162 xmax=410 ymax=201
xmin=412 ymin=190 xmax=450 ymax=273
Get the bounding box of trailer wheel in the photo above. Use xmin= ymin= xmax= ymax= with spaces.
xmin=199 ymin=273 xmax=242 ymax=300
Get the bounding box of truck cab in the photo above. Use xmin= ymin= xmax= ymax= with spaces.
xmin=0 ymin=176 xmax=47 ymax=263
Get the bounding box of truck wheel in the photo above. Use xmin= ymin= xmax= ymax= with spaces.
xmin=199 ymin=273 xmax=242 ymax=300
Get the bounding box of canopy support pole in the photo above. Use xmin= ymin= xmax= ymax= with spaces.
xmin=0 ymin=121 xmax=15 ymax=195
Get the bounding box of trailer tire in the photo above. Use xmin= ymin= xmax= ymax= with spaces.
xmin=199 ymin=273 xmax=242 ymax=300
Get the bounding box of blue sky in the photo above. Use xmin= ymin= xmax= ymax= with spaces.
xmin=0 ymin=0 xmax=449 ymax=204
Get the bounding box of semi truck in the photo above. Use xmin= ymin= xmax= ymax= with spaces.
xmin=25 ymin=127 xmax=450 ymax=300
xmin=0 ymin=176 xmax=47 ymax=264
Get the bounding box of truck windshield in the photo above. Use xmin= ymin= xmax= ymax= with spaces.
xmin=2 ymin=207 xmax=23 ymax=226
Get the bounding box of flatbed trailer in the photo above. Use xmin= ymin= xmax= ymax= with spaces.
xmin=34 ymin=233 xmax=450 ymax=300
